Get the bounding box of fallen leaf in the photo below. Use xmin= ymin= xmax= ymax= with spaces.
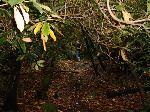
xmin=22 ymin=38 xmax=32 ymax=42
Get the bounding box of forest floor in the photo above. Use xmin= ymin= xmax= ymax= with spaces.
xmin=17 ymin=59 xmax=150 ymax=112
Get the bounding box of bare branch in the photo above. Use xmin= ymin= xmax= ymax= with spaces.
xmin=0 ymin=4 xmax=8 ymax=7
xmin=107 ymin=0 xmax=150 ymax=25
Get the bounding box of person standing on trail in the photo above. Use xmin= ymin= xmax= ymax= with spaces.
xmin=76 ymin=40 xmax=81 ymax=61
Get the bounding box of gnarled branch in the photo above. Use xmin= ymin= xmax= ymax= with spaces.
xmin=107 ymin=0 xmax=150 ymax=25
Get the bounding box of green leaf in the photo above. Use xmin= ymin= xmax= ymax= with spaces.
xmin=16 ymin=55 xmax=25 ymax=61
xmin=40 ymin=4 xmax=52 ymax=12
xmin=31 ymin=0 xmax=53 ymax=13
xmin=115 ymin=4 xmax=124 ymax=11
xmin=33 ymin=2 xmax=44 ymax=14
xmin=37 ymin=60 xmax=45 ymax=64
xmin=42 ymin=22 xmax=50 ymax=36
xmin=0 ymin=8 xmax=11 ymax=18
xmin=147 ymin=0 xmax=150 ymax=13
xmin=8 ymin=0 xmax=24 ymax=6
xmin=29 ymin=53 xmax=38 ymax=61
xmin=37 ymin=60 xmax=45 ymax=67
xmin=35 ymin=64 xmax=39 ymax=70
xmin=0 ymin=37 xmax=6 ymax=45
xmin=29 ymin=0 xmax=36 ymax=2
xmin=59 ymin=0 xmax=64 ymax=4
xmin=112 ymin=34 xmax=122 ymax=43
xmin=20 ymin=43 xmax=26 ymax=53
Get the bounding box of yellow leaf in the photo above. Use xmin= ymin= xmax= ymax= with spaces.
xmin=120 ymin=49 xmax=128 ymax=61
xmin=49 ymin=28 xmax=56 ymax=41
xmin=122 ymin=10 xmax=132 ymax=22
xmin=41 ymin=33 xmax=46 ymax=51
xmin=34 ymin=22 xmax=43 ymax=35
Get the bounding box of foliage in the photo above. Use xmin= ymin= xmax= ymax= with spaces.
xmin=1 ymin=0 xmax=150 ymax=111
xmin=1 ymin=0 xmax=149 ymax=74
xmin=0 ymin=0 xmax=64 ymax=71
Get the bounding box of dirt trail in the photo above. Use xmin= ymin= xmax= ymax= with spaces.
xmin=17 ymin=60 xmax=146 ymax=111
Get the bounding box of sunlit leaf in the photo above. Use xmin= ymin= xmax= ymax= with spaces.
xmin=120 ymin=49 xmax=128 ymax=61
xmin=40 ymin=4 xmax=52 ymax=12
xmin=37 ymin=60 xmax=45 ymax=67
xmin=115 ymin=3 xmax=125 ymax=12
xmin=8 ymin=0 xmax=24 ymax=6
xmin=122 ymin=10 xmax=132 ymax=22
xmin=59 ymin=0 xmax=64 ymax=4
xmin=22 ymin=38 xmax=32 ymax=42
xmin=33 ymin=2 xmax=44 ymax=14
xmin=115 ymin=5 xmax=123 ymax=11
xmin=42 ymin=22 xmax=50 ymax=36
xmin=14 ymin=6 xmax=25 ymax=32
xmin=31 ymin=0 xmax=52 ymax=13
xmin=37 ymin=60 xmax=45 ymax=64
xmin=19 ymin=4 xmax=30 ymax=24
xmin=49 ymin=28 xmax=56 ymax=41
xmin=147 ymin=0 xmax=150 ymax=13
xmin=34 ymin=22 xmax=43 ymax=35
xmin=35 ymin=64 xmax=39 ymax=70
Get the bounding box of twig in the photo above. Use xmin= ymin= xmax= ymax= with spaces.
xmin=0 ymin=4 xmax=8 ymax=7
xmin=99 ymin=7 xmax=121 ymax=29
xmin=106 ymin=0 xmax=150 ymax=25
xmin=64 ymin=2 xmax=67 ymax=20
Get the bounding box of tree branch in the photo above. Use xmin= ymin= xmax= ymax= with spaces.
xmin=106 ymin=0 xmax=150 ymax=25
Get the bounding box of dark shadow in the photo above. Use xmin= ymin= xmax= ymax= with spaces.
xmin=2 ymin=51 xmax=21 ymax=112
